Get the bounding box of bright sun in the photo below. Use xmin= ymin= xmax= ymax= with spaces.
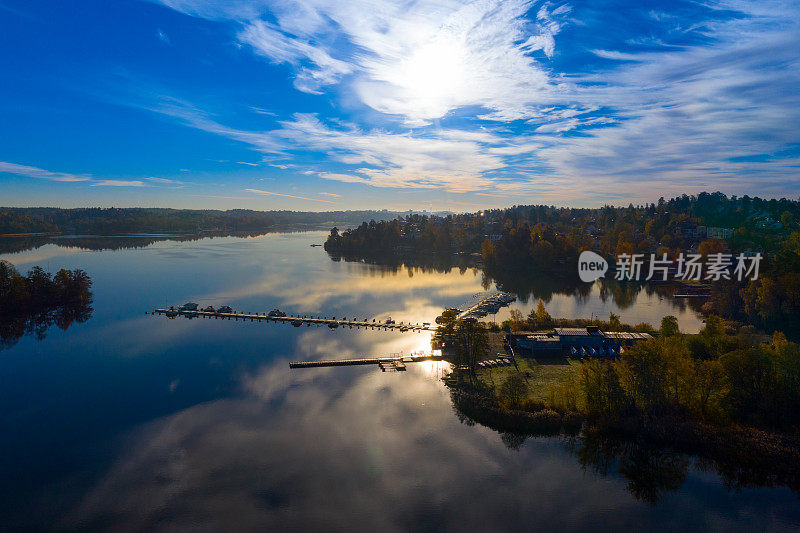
xmin=393 ymin=37 xmax=468 ymax=110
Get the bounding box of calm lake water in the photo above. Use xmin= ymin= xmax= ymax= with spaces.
xmin=1 ymin=231 xmax=797 ymax=531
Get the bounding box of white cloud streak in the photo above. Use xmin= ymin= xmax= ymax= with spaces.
xmin=91 ymin=180 xmax=148 ymax=187
xmin=245 ymin=187 xmax=335 ymax=203
xmin=0 ymin=161 xmax=91 ymax=182
xmin=146 ymin=177 xmax=183 ymax=184
xmin=0 ymin=162 xmax=183 ymax=189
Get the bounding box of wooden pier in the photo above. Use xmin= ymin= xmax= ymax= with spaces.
xmin=150 ymin=308 xmax=438 ymax=332
xmin=289 ymin=351 xmax=443 ymax=371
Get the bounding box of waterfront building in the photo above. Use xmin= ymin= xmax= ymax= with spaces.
xmin=507 ymin=326 xmax=653 ymax=358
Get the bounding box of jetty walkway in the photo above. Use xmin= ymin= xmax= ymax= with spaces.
xmin=150 ymin=308 xmax=438 ymax=332
xmin=151 ymin=291 xmax=516 ymax=336
xmin=289 ymin=351 xmax=444 ymax=371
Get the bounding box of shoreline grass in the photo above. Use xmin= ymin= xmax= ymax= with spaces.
xmin=476 ymin=356 xmax=581 ymax=404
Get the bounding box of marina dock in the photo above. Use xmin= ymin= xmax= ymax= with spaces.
xmin=150 ymin=308 xmax=438 ymax=332
xmin=289 ymin=351 xmax=444 ymax=371
xmin=454 ymin=291 xmax=516 ymax=321
xmin=152 ymin=291 xmax=517 ymax=333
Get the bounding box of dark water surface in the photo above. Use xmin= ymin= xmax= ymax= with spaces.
xmin=1 ymin=232 xmax=797 ymax=531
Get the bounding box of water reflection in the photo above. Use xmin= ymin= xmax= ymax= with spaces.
xmin=0 ymin=301 xmax=92 ymax=350
xmin=327 ymin=251 xmax=704 ymax=333
xmin=63 ymin=358 xmax=800 ymax=531
xmin=0 ymin=232 xmax=795 ymax=530
xmin=570 ymin=435 xmax=690 ymax=504
xmin=0 ymin=231 xmax=315 ymax=255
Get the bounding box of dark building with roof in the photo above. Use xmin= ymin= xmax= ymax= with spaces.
xmin=507 ymin=326 xmax=653 ymax=358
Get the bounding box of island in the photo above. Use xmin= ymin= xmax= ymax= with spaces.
xmin=0 ymin=260 xmax=93 ymax=349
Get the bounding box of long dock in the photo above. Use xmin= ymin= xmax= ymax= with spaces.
xmin=150 ymin=308 xmax=438 ymax=332
xmin=289 ymin=351 xmax=444 ymax=371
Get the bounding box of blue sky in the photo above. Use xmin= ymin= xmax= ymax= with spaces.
xmin=1 ymin=0 xmax=798 ymax=211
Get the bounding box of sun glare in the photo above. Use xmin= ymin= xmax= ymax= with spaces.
xmin=394 ymin=37 xmax=468 ymax=108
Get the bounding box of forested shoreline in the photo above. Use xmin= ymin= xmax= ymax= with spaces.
xmin=326 ymin=192 xmax=800 ymax=335
xmin=0 ymin=261 xmax=93 ymax=349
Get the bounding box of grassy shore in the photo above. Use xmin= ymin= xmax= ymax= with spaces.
xmin=476 ymin=355 xmax=581 ymax=404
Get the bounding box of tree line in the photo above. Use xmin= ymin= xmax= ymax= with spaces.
xmin=0 ymin=207 xmax=403 ymax=235
xmin=325 ymin=192 xmax=799 ymax=336
xmin=0 ymin=261 xmax=93 ymax=349
xmin=326 ymin=192 xmax=799 ymax=259
xmin=702 ymin=231 xmax=800 ymax=335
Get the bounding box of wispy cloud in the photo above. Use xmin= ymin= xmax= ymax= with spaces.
xmin=91 ymin=180 xmax=147 ymax=187
xmin=528 ymin=0 xmax=800 ymax=198
xmin=158 ymin=0 xmax=567 ymax=125
xmin=190 ymin=194 xmax=253 ymax=200
xmin=145 ymin=0 xmax=800 ymax=203
xmin=146 ymin=176 xmax=182 ymax=184
xmin=239 ymin=19 xmax=354 ymax=95
xmin=318 ymin=192 xmax=341 ymax=198
xmin=140 ymin=100 xmax=511 ymax=191
xmin=245 ymin=188 xmax=335 ymax=203
xmin=0 ymin=161 xmax=185 ymax=189
xmin=250 ymin=106 xmax=277 ymax=116
xmin=0 ymin=161 xmax=91 ymax=182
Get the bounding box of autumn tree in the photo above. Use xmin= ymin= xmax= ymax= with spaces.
xmin=528 ymin=299 xmax=552 ymax=329
xmin=698 ymin=238 xmax=725 ymax=258
xmin=499 ymin=373 xmax=529 ymax=410
xmin=660 ymin=316 xmax=680 ymax=338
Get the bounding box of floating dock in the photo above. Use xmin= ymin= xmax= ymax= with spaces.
xmin=289 ymin=351 xmax=443 ymax=371
xmin=150 ymin=308 xmax=438 ymax=332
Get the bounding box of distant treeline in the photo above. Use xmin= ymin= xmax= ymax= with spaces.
xmin=0 ymin=261 xmax=93 ymax=349
xmin=0 ymin=231 xmax=288 ymax=255
xmin=326 ymin=191 xmax=798 ymax=258
xmin=325 ymin=192 xmax=800 ymax=335
xmin=0 ymin=207 xmax=402 ymax=235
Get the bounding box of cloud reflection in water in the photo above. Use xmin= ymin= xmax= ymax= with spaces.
xmin=69 ymin=327 xmax=793 ymax=531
